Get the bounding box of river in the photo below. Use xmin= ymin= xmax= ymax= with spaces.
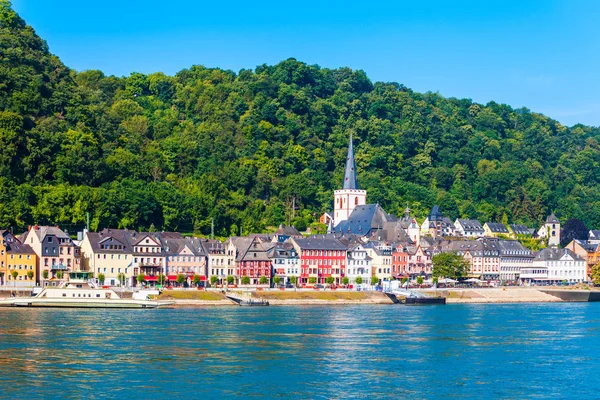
xmin=0 ymin=303 xmax=598 ymax=399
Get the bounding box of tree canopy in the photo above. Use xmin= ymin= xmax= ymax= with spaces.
xmin=2 ymin=2 xmax=600 ymax=235
xmin=432 ymin=252 xmax=470 ymax=280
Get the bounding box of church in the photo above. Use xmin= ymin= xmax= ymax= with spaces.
xmin=331 ymin=135 xmax=417 ymax=244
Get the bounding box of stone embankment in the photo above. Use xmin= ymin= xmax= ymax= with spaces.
xmin=436 ymin=288 xmax=564 ymax=303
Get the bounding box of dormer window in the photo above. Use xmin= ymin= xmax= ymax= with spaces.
xmin=48 ymin=237 xmax=53 ymax=243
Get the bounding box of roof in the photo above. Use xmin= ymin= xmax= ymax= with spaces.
xmin=428 ymin=205 xmax=444 ymax=221
xmin=546 ymin=214 xmax=560 ymax=224
xmin=456 ymin=219 xmax=483 ymax=231
xmin=342 ymin=133 xmax=359 ymax=190
xmin=275 ymin=225 xmax=301 ymax=236
xmin=590 ymin=230 xmax=600 ymax=239
xmin=292 ymin=237 xmax=348 ymax=251
xmin=162 ymin=237 xmax=207 ymax=257
xmin=534 ymin=247 xmax=582 ymax=261
xmin=509 ymin=224 xmax=531 ymax=235
xmin=485 ymin=222 xmax=509 ymax=233
xmin=333 ymin=204 xmax=396 ymax=236
xmin=239 ymin=237 xmax=271 ymax=262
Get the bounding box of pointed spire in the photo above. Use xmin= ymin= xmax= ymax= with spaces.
xmin=343 ymin=133 xmax=359 ymax=189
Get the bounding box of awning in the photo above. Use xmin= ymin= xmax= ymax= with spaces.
xmin=145 ymin=276 xmax=157 ymax=282
xmin=167 ymin=275 xmax=178 ymax=280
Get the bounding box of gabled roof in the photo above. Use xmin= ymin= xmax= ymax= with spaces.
xmin=456 ymin=219 xmax=484 ymax=231
xmin=239 ymin=237 xmax=271 ymax=262
xmin=162 ymin=237 xmax=207 ymax=257
xmin=333 ymin=204 xmax=396 ymax=236
xmin=509 ymin=224 xmax=531 ymax=235
xmin=589 ymin=230 xmax=600 ymax=240
xmin=275 ymin=225 xmax=302 ymax=237
xmin=485 ymin=222 xmax=509 ymax=233
xmin=535 ymin=247 xmax=582 ymax=261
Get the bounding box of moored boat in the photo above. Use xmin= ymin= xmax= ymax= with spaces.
xmin=0 ymin=272 xmax=173 ymax=309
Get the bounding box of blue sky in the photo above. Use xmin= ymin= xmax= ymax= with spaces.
xmin=12 ymin=0 xmax=600 ymax=126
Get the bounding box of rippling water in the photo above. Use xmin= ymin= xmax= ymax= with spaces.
xmin=0 ymin=303 xmax=599 ymax=399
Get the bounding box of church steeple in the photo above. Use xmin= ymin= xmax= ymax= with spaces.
xmin=343 ymin=133 xmax=359 ymax=190
xmin=333 ymin=133 xmax=367 ymax=227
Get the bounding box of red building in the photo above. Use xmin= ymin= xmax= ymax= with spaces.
xmin=392 ymin=244 xmax=409 ymax=278
xmin=237 ymin=237 xmax=272 ymax=285
xmin=292 ymin=238 xmax=348 ymax=285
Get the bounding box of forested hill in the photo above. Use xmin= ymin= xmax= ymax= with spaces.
xmin=1 ymin=1 xmax=600 ymax=236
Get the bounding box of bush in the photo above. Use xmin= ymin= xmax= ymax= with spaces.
xmin=309 ymin=277 xmax=317 ymax=284
xmin=259 ymin=276 xmax=268 ymax=285
xmin=325 ymin=276 xmax=335 ymax=285
xmin=371 ymin=276 xmax=379 ymax=285
xmin=242 ymin=276 xmax=250 ymax=285
xmin=273 ymin=276 xmax=281 ymax=285
xmin=227 ymin=275 xmax=234 ymax=285
xmin=355 ymin=276 xmax=363 ymax=285
xmin=342 ymin=277 xmax=349 ymax=285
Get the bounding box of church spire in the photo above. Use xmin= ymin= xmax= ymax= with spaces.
xmin=343 ymin=133 xmax=359 ymax=190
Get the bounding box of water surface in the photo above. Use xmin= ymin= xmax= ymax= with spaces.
xmin=0 ymin=304 xmax=598 ymax=399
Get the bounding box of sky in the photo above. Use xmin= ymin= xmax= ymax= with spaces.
xmin=11 ymin=0 xmax=600 ymax=126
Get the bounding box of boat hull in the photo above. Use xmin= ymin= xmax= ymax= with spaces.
xmin=0 ymin=298 xmax=173 ymax=309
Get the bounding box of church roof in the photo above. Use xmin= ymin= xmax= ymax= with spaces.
xmin=428 ymin=205 xmax=444 ymax=221
xmin=333 ymin=204 xmax=396 ymax=236
xmin=342 ymin=133 xmax=359 ymax=190
xmin=546 ymin=213 xmax=560 ymax=223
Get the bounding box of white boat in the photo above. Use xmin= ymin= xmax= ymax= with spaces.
xmin=0 ymin=273 xmax=173 ymax=309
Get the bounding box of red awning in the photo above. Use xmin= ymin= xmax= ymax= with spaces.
xmin=167 ymin=275 xmax=178 ymax=280
xmin=145 ymin=276 xmax=158 ymax=282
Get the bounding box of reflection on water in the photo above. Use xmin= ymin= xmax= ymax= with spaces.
xmin=0 ymin=304 xmax=598 ymax=398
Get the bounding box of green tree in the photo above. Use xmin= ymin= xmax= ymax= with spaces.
xmin=27 ymin=271 xmax=34 ymax=281
xmin=259 ymin=276 xmax=268 ymax=285
xmin=10 ymin=270 xmax=18 ymax=286
xmin=355 ymin=276 xmax=363 ymax=285
xmin=371 ymin=276 xmax=379 ymax=286
xmin=42 ymin=270 xmax=48 ymax=280
xmin=592 ymin=263 xmax=600 ymax=286
xmin=227 ymin=275 xmax=234 ymax=285
xmin=210 ymin=275 xmax=218 ymax=287
xmin=416 ymin=276 xmax=424 ymax=285
xmin=432 ymin=252 xmax=470 ymax=280
xmin=98 ymin=273 xmax=105 ymax=285
xmin=309 ymin=277 xmax=317 ymax=284
xmin=157 ymin=274 xmax=166 ymax=285
xmin=273 ymin=276 xmax=281 ymax=285
xmin=289 ymin=276 xmax=298 ymax=286
xmin=342 ymin=276 xmax=349 ymax=286
xmin=176 ymin=274 xmax=185 ymax=286
xmin=136 ymin=273 xmax=145 ymax=285
xmin=56 ymin=271 xmax=64 ymax=280
xmin=193 ymin=275 xmax=201 ymax=287
xmin=325 ymin=276 xmax=335 ymax=285
xmin=241 ymin=276 xmax=250 ymax=285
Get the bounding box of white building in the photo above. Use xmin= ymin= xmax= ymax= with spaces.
xmin=268 ymin=243 xmax=299 ymax=284
xmin=537 ymin=214 xmax=561 ymax=247
xmin=454 ymin=219 xmax=484 ymax=238
xmin=521 ymin=248 xmax=586 ymax=284
xmin=346 ymin=244 xmax=372 ymax=285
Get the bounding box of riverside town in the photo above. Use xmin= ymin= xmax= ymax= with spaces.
xmin=0 ymin=136 xmax=594 ymax=297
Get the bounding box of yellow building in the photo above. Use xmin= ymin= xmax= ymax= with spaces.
xmin=1 ymin=230 xmax=38 ymax=287
xmin=483 ymin=222 xmax=510 ymax=238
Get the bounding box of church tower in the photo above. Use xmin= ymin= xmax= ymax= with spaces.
xmin=334 ymin=134 xmax=367 ymax=226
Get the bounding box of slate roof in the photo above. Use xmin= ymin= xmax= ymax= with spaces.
xmin=333 ymin=204 xmax=396 ymax=236
xmin=485 ymin=222 xmax=509 ymax=233
xmin=509 ymin=224 xmax=531 ymax=235
xmin=589 ymin=230 xmax=600 ymax=240
xmin=573 ymin=239 xmax=599 ymax=253
xmin=162 ymin=237 xmax=207 ymax=257
xmin=456 ymin=219 xmax=484 ymax=232
xmin=342 ymin=133 xmax=359 ymax=190
xmin=239 ymin=237 xmax=271 ymax=262
xmin=292 ymin=237 xmax=348 ymax=251
xmin=534 ymin=247 xmax=582 ymax=261
xmin=546 ymin=214 xmax=560 ymax=224
xmin=428 ymin=205 xmax=444 ymax=221
xmin=274 ymin=225 xmax=302 ymax=237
